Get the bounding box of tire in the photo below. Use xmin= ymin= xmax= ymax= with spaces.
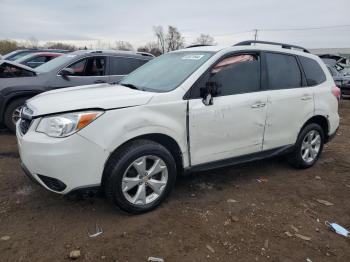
xmin=4 ymin=97 xmax=29 ymax=132
xmin=288 ymin=123 xmax=324 ymax=169
xmin=103 ymin=139 xmax=177 ymax=214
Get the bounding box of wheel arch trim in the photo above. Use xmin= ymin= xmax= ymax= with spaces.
xmin=101 ymin=132 xmax=187 ymax=184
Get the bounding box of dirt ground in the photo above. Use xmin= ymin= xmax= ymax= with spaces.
xmin=0 ymin=102 xmax=349 ymax=262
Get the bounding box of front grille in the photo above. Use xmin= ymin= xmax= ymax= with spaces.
xmin=19 ymin=118 xmax=32 ymax=135
xmin=38 ymin=175 xmax=67 ymax=192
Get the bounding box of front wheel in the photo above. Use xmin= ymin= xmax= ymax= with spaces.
xmin=4 ymin=97 xmax=29 ymax=132
xmin=103 ymin=139 xmax=177 ymax=214
xmin=288 ymin=123 xmax=324 ymax=169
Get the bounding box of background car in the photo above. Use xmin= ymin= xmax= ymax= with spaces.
xmin=3 ymin=48 xmax=69 ymax=61
xmin=14 ymin=52 xmax=63 ymax=68
xmin=0 ymin=50 xmax=153 ymax=131
xmin=321 ymin=55 xmax=350 ymax=98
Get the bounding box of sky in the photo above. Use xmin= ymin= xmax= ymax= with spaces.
xmin=0 ymin=0 xmax=350 ymax=49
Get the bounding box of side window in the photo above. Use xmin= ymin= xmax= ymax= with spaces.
xmin=265 ymin=53 xmax=302 ymax=90
xmin=212 ymin=54 xmax=260 ymax=96
xmin=110 ymin=57 xmax=147 ymax=75
xmin=299 ymin=56 xmax=327 ymax=86
xmin=67 ymin=57 xmax=106 ymax=76
xmin=45 ymin=56 xmax=55 ymax=62
xmin=30 ymin=56 xmax=47 ymax=63
xmin=192 ymin=54 xmax=260 ymax=98
xmin=85 ymin=57 xmax=106 ymax=76
xmin=26 ymin=55 xmax=48 ymax=68
xmin=68 ymin=59 xmax=86 ymax=76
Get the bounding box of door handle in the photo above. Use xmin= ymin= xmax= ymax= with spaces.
xmin=301 ymin=94 xmax=312 ymax=101
xmin=94 ymin=80 xmax=106 ymax=84
xmin=251 ymin=101 xmax=266 ymax=108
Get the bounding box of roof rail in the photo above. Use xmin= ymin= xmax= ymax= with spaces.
xmin=234 ymin=40 xmax=310 ymax=53
xmin=186 ymin=44 xmax=213 ymax=49
xmin=136 ymin=52 xmax=155 ymax=57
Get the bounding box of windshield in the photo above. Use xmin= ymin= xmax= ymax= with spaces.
xmin=4 ymin=51 xmax=32 ymax=61
xmin=119 ymin=51 xmax=214 ymax=92
xmin=15 ymin=53 xmax=36 ymax=63
xmin=35 ymin=53 xmax=76 ymax=73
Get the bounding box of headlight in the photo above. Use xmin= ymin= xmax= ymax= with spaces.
xmin=36 ymin=111 xmax=104 ymax=137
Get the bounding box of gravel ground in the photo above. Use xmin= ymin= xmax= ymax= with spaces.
xmin=0 ymin=101 xmax=349 ymax=262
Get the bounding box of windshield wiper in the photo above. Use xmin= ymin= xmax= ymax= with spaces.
xmin=120 ymin=83 xmax=141 ymax=90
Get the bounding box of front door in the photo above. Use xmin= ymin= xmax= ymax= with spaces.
xmin=54 ymin=56 xmax=108 ymax=88
xmin=188 ymin=53 xmax=268 ymax=166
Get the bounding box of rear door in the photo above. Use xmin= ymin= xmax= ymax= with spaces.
xmin=108 ymin=56 xmax=149 ymax=83
xmin=262 ymin=52 xmax=314 ymax=150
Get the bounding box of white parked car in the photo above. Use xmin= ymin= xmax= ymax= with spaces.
xmin=17 ymin=40 xmax=340 ymax=213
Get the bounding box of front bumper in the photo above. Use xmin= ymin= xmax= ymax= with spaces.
xmin=16 ymin=120 xmax=110 ymax=194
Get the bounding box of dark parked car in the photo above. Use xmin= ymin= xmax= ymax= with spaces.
xmin=15 ymin=52 xmax=63 ymax=68
xmin=3 ymin=48 xmax=69 ymax=61
xmin=0 ymin=50 xmax=153 ymax=131
xmin=326 ymin=65 xmax=350 ymax=98
xmin=320 ymin=54 xmax=350 ymax=99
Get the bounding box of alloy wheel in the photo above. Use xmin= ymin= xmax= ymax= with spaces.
xmin=301 ymin=130 xmax=321 ymax=163
xmin=122 ymin=155 xmax=168 ymax=206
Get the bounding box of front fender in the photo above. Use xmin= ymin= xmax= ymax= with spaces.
xmin=78 ymin=101 xmax=190 ymax=167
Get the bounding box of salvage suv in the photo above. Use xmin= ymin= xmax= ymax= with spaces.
xmin=17 ymin=41 xmax=340 ymax=214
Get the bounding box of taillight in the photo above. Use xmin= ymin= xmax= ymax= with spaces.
xmin=332 ymin=86 xmax=341 ymax=100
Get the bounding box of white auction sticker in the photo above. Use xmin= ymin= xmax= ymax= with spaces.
xmin=182 ymin=55 xmax=204 ymax=60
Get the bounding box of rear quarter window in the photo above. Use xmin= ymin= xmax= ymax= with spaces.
xmin=299 ymin=56 xmax=326 ymax=86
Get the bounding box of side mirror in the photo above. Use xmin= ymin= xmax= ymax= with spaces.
xmin=200 ymin=81 xmax=220 ymax=106
xmin=60 ymin=68 xmax=74 ymax=79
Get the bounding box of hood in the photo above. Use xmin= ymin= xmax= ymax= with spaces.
xmin=0 ymin=60 xmax=37 ymax=73
xmin=27 ymin=84 xmax=154 ymax=116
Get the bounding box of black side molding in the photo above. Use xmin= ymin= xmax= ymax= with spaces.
xmin=185 ymin=145 xmax=294 ymax=174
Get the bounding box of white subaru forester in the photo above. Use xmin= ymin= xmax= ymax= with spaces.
xmin=17 ymin=41 xmax=340 ymax=213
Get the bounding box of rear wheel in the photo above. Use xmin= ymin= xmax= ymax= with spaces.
xmin=288 ymin=123 xmax=324 ymax=169
xmin=104 ymin=139 xmax=177 ymax=214
xmin=4 ymin=97 xmax=29 ymax=132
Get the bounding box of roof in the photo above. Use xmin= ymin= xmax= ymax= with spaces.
xmin=69 ymin=49 xmax=154 ymax=58
xmin=12 ymin=48 xmax=69 ymax=53
xmin=178 ymin=42 xmax=319 ymax=59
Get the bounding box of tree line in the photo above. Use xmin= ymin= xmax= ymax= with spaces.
xmin=0 ymin=25 xmax=215 ymax=57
